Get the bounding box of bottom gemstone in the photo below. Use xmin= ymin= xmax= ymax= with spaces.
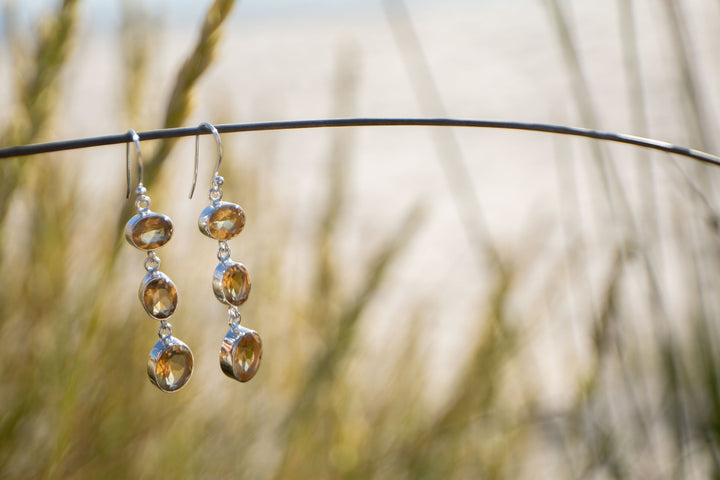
xmin=220 ymin=326 xmax=262 ymax=382
xmin=147 ymin=337 xmax=194 ymax=392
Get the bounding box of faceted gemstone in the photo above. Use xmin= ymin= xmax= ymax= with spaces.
xmin=220 ymin=327 xmax=262 ymax=382
xmin=147 ymin=338 xmax=193 ymax=393
xmin=233 ymin=331 xmax=262 ymax=381
xmin=125 ymin=212 xmax=173 ymax=250
xmin=198 ymin=202 xmax=245 ymax=240
xmin=139 ymin=273 xmax=178 ymax=319
xmin=155 ymin=345 xmax=192 ymax=391
xmin=213 ymin=262 xmax=250 ymax=306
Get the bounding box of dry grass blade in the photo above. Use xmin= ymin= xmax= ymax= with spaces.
xmin=121 ymin=3 xmax=153 ymax=126
xmin=311 ymin=47 xmax=359 ymax=326
xmin=383 ymin=0 xmax=501 ymax=275
xmin=542 ymin=0 xmax=628 ymax=228
xmin=0 ymin=0 xmax=80 ymax=224
xmin=13 ymin=0 xmax=80 ymax=144
xmin=617 ymin=0 xmax=660 ymax=239
xmin=146 ymin=0 xmax=236 ymax=183
xmin=290 ymin=205 xmax=425 ymax=417
xmin=659 ymin=0 xmax=715 ymax=153
xmin=275 ymin=205 xmax=425 ymax=479
xmin=399 ymin=270 xmax=519 ymax=478
xmin=0 ymin=4 xmax=82 ymax=474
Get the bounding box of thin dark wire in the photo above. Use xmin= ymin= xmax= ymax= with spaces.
xmin=0 ymin=118 xmax=719 ymax=167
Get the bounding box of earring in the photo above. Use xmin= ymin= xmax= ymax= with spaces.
xmin=125 ymin=129 xmax=193 ymax=392
xmin=190 ymin=122 xmax=262 ymax=382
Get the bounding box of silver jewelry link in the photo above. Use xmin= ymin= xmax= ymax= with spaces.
xmin=209 ymin=175 xmax=224 ymax=203
xmin=217 ymin=241 xmax=231 ymax=262
xmin=135 ymin=194 xmax=151 ymax=213
xmin=158 ymin=320 xmax=173 ymax=342
xmin=228 ymin=306 xmax=241 ymax=330
xmin=145 ymin=251 xmax=161 ymax=272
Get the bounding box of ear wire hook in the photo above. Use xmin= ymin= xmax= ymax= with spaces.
xmin=189 ymin=122 xmax=223 ymax=199
xmin=125 ymin=129 xmax=143 ymax=198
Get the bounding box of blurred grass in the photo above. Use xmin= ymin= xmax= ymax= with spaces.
xmin=1 ymin=1 xmax=720 ymax=479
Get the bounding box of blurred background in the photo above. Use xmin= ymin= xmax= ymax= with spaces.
xmin=2 ymin=0 xmax=720 ymax=478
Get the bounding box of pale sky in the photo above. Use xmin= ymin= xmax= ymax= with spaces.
xmin=3 ymin=0 xmax=486 ymax=30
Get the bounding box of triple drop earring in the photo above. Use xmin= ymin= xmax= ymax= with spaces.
xmin=190 ymin=122 xmax=262 ymax=382
xmin=124 ymin=130 xmax=194 ymax=392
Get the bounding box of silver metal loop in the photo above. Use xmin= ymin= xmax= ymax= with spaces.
xmin=189 ymin=122 xmax=223 ymax=199
xmin=217 ymin=241 xmax=231 ymax=262
xmin=145 ymin=251 xmax=161 ymax=272
xmin=204 ymin=173 xmax=224 ymax=205
xmin=125 ymin=129 xmax=143 ymax=199
xmin=228 ymin=307 xmax=241 ymax=329
xmin=209 ymin=188 xmax=223 ymax=202
xmin=135 ymin=194 xmax=151 ymax=212
xmin=210 ymin=175 xmax=224 ymax=201
xmin=158 ymin=320 xmax=173 ymax=342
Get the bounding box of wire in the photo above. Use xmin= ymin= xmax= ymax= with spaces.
xmin=1 ymin=117 xmax=719 ymax=167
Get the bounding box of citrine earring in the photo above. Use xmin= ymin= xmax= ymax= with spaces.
xmin=125 ymin=129 xmax=193 ymax=392
xmin=190 ymin=122 xmax=262 ymax=382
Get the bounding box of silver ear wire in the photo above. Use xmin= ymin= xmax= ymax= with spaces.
xmin=189 ymin=122 xmax=223 ymax=199
xmin=125 ymin=129 xmax=143 ymax=198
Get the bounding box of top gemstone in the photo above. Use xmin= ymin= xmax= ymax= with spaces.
xmin=125 ymin=212 xmax=174 ymax=250
xmin=198 ymin=202 xmax=246 ymax=240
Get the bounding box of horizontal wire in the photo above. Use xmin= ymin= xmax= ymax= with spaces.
xmin=1 ymin=117 xmax=719 ymax=168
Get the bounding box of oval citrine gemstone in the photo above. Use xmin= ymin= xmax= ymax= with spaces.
xmin=125 ymin=212 xmax=173 ymax=250
xmin=198 ymin=202 xmax=245 ymax=240
xmin=139 ymin=272 xmax=178 ymax=319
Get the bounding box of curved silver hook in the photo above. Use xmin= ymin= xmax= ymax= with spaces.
xmin=125 ymin=129 xmax=143 ymax=198
xmin=189 ymin=122 xmax=223 ymax=199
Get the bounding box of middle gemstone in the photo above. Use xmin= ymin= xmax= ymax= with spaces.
xmin=213 ymin=261 xmax=251 ymax=306
xmin=139 ymin=271 xmax=178 ymax=319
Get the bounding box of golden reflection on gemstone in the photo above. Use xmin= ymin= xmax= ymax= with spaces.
xmin=200 ymin=203 xmax=245 ymax=240
xmin=219 ymin=328 xmax=262 ymax=382
xmin=232 ymin=331 xmax=261 ymax=381
xmin=126 ymin=213 xmax=173 ymax=250
xmin=148 ymin=338 xmax=193 ymax=392
xmin=156 ymin=345 xmax=193 ymax=392
xmin=220 ymin=326 xmax=262 ymax=382
xmin=223 ymin=264 xmax=250 ymax=306
xmin=140 ymin=273 xmax=178 ymax=319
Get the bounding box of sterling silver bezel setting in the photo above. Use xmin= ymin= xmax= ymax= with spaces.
xmin=138 ymin=271 xmax=178 ymax=319
xmin=219 ymin=325 xmax=262 ymax=382
xmin=124 ymin=211 xmax=174 ymax=250
xmin=212 ymin=261 xmax=251 ymax=307
xmin=198 ymin=201 xmax=246 ymax=240
xmin=147 ymin=335 xmax=194 ymax=393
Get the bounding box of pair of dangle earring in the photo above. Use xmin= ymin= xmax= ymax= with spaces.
xmin=191 ymin=122 xmax=262 ymax=383
xmin=125 ymin=130 xmax=194 ymax=393
xmin=124 ymin=124 xmax=260 ymax=391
